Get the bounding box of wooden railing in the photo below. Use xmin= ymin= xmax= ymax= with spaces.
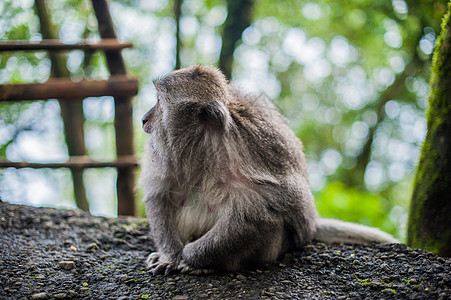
xmin=0 ymin=0 xmax=138 ymax=215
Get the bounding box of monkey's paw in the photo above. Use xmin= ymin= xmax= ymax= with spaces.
xmin=146 ymin=252 xmax=178 ymax=276
xmin=177 ymin=260 xmax=215 ymax=275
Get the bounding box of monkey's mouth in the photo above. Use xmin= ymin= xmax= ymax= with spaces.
xmin=142 ymin=101 xmax=161 ymax=133
xmin=142 ymin=116 xmax=150 ymax=133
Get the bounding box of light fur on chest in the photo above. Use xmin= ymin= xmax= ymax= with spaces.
xmin=175 ymin=194 xmax=219 ymax=244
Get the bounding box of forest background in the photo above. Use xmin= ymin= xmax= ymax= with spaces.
xmin=0 ymin=0 xmax=447 ymax=242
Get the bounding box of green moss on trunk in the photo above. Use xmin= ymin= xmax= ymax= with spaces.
xmin=407 ymin=1 xmax=451 ymax=257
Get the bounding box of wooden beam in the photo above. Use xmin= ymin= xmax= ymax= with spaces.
xmin=0 ymin=75 xmax=138 ymax=101
xmin=0 ymin=39 xmax=132 ymax=51
xmin=0 ymin=155 xmax=139 ymax=169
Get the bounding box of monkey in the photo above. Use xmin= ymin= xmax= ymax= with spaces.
xmin=140 ymin=65 xmax=398 ymax=275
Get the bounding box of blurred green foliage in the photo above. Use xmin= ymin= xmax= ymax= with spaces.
xmin=315 ymin=180 xmax=409 ymax=237
xmin=0 ymin=0 xmax=448 ymax=240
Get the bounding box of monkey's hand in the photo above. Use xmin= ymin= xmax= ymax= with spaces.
xmin=146 ymin=252 xmax=179 ymax=276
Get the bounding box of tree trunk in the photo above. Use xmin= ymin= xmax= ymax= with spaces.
xmin=219 ymin=0 xmax=255 ymax=80
xmin=174 ymin=0 xmax=182 ymax=70
xmin=407 ymin=1 xmax=451 ymax=257
xmin=351 ymin=56 xmax=420 ymax=187
xmin=34 ymin=0 xmax=89 ymax=211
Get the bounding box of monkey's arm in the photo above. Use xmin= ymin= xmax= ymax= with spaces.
xmin=144 ymin=191 xmax=184 ymax=275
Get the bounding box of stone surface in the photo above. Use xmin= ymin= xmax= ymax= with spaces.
xmin=1 ymin=201 xmax=450 ymax=299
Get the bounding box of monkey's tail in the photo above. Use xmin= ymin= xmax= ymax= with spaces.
xmin=314 ymin=218 xmax=399 ymax=244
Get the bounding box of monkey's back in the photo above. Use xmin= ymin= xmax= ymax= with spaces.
xmin=226 ymin=87 xmax=309 ymax=179
xmin=225 ymin=87 xmax=318 ymax=249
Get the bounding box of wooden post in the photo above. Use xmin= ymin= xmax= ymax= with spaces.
xmin=91 ymin=0 xmax=136 ymax=216
xmin=35 ymin=0 xmax=90 ymax=212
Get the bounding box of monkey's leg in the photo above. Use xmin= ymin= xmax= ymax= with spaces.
xmin=178 ymin=207 xmax=282 ymax=273
xmin=144 ymin=192 xmax=184 ymax=275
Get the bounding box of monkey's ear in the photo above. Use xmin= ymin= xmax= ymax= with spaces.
xmin=198 ymin=102 xmax=228 ymax=130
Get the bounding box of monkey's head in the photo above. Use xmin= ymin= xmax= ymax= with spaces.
xmin=142 ymin=65 xmax=231 ymax=134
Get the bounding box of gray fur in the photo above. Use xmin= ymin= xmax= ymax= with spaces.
xmin=140 ymin=65 xmax=396 ymax=275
